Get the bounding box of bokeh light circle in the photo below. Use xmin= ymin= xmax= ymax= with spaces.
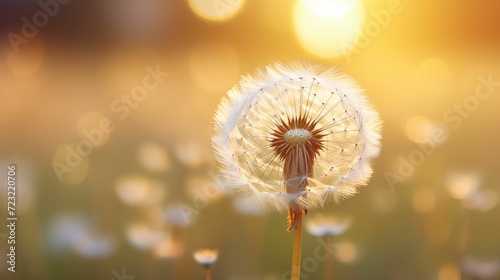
xmin=188 ymin=0 xmax=245 ymax=22
xmin=404 ymin=115 xmax=447 ymax=144
xmin=334 ymin=241 xmax=359 ymax=263
xmin=294 ymin=0 xmax=365 ymax=58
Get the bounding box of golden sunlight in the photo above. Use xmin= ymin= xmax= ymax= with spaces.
xmin=293 ymin=0 xmax=365 ymax=58
xmin=188 ymin=0 xmax=245 ymax=22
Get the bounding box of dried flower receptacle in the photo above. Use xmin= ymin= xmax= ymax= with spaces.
xmin=271 ymin=116 xmax=325 ymax=230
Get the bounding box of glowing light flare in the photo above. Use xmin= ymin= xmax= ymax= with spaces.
xmin=126 ymin=222 xmax=164 ymax=249
xmin=174 ymin=140 xmax=212 ymax=168
xmin=164 ymin=205 xmax=195 ymax=228
xmin=46 ymin=214 xmax=115 ymax=258
xmin=115 ymin=176 xmax=151 ymax=206
xmin=303 ymin=0 xmax=358 ymax=19
xmin=334 ymin=241 xmax=358 ymax=263
xmin=46 ymin=214 xmax=90 ymax=253
xmin=462 ymin=257 xmax=500 ymax=279
xmin=405 ymin=116 xmax=446 ymax=144
xmin=137 ymin=142 xmax=170 ymax=172
xmin=74 ymin=234 xmax=115 ymax=258
xmin=463 ymin=189 xmax=497 ymax=211
xmin=188 ymin=0 xmax=245 ymax=22
xmin=152 ymin=232 xmax=182 ymax=258
xmin=445 ymin=172 xmax=480 ymax=200
xmin=115 ymin=177 xmax=165 ymax=206
xmin=294 ymin=0 xmax=365 ymax=58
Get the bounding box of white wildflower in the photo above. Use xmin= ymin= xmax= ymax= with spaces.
xmin=212 ymin=62 xmax=382 ymax=230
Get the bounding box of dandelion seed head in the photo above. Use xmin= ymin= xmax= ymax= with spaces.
xmin=213 ymin=62 xmax=382 ymax=212
xmin=193 ymin=249 xmax=219 ymax=265
xmin=306 ymin=213 xmax=351 ymax=236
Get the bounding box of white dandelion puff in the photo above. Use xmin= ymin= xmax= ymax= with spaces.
xmin=212 ymin=61 xmax=381 ymax=279
xmin=193 ymin=249 xmax=219 ymax=280
xmin=193 ymin=249 xmax=219 ymax=266
xmin=213 ymin=62 xmax=382 ymax=229
xmin=306 ymin=213 xmax=351 ymax=237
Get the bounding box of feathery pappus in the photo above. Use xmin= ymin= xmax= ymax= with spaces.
xmin=212 ymin=62 xmax=382 ymax=230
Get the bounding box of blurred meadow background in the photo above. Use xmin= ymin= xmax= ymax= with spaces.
xmin=1 ymin=0 xmax=500 ymax=279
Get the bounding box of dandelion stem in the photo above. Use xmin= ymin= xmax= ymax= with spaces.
xmin=324 ymin=235 xmax=333 ymax=280
xmin=204 ymin=265 xmax=212 ymax=280
xmin=291 ymin=213 xmax=303 ymax=280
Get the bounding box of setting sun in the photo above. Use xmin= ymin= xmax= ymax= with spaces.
xmin=294 ymin=0 xmax=365 ymax=58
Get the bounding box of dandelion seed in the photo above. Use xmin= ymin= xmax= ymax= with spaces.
xmin=193 ymin=249 xmax=219 ymax=280
xmin=212 ymin=61 xmax=382 ymax=279
xmin=306 ymin=213 xmax=351 ymax=237
xmin=193 ymin=249 xmax=219 ymax=265
xmin=306 ymin=213 xmax=352 ymax=279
